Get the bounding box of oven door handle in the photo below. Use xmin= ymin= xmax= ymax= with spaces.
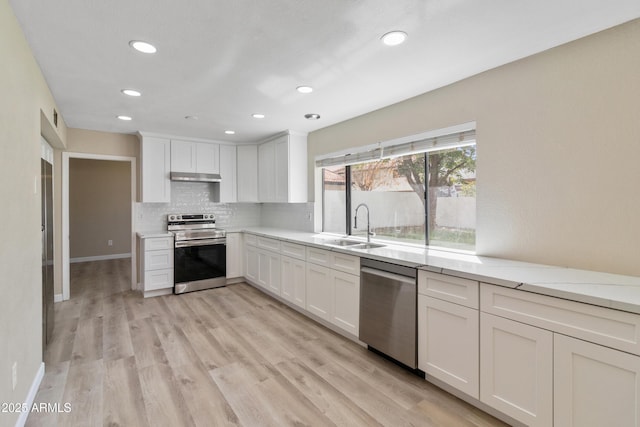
xmin=175 ymin=238 xmax=226 ymax=248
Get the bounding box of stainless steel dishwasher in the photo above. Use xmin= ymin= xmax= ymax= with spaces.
xmin=359 ymin=258 xmax=417 ymax=369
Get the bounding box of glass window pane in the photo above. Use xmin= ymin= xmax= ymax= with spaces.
xmin=427 ymin=146 xmax=476 ymax=251
xmin=350 ymin=155 xmax=426 ymax=244
xmin=322 ymin=166 xmax=346 ymax=234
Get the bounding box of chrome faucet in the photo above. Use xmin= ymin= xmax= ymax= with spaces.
xmin=354 ymin=203 xmax=374 ymax=243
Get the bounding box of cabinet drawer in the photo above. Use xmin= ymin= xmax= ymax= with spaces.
xmin=481 ymin=284 xmax=640 ymax=356
xmin=144 ymin=249 xmax=173 ymax=271
xmin=245 ymin=233 xmax=257 ymax=246
xmin=280 ymin=241 xmax=306 ymax=260
xmin=144 ymin=236 xmax=173 ymax=251
xmin=144 ymin=268 xmax=174 ymax=291
xmin=332 ymin=252 xmax=360 ymax=276
xmin=257 ymin=236 xmax=280 ymax=252
xmin=307 ymin=247 xmax=331 ymax=267
xmin=419 ymin=271 xmax=479 ymax=309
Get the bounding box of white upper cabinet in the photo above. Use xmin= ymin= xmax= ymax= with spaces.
xmin=236 ymin=144 xmax=259 ymax=202
xmin=171 ymin=139 xmax=220 ymax=174
xmin=258 ymin=140 xmax=276 ymax=202
xmin=140 ymin=135 xmax=171 ymax=203
xmin=258 ymin=131 xmax=307 ymax=203
xmin=219 ymin=144 xmax=237 ymax=203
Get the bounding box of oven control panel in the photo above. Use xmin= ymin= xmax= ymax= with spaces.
xmin=168 ymin=213 xmax=215 ymax=222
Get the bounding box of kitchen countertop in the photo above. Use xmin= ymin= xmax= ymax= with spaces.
xmin=238 ymin=227 xmax=640 ymax=315
xmin=137 ymin=231 xmax=174 ymax=239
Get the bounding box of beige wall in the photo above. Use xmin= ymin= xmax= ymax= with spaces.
xmin=309 ymin=19 xmax=640 ymax=277
xmin=0 ymin=1 xmax=68 ymax=425
xmin=52 ymin=129 xmax=138 ymax=295
xmin=69 ymin=159 xmax=131 ymax=259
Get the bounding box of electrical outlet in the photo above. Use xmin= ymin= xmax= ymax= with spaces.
xmin=108 ymin=240 xmax=113 ymax=246
xmin=12 ymin=362 xmax=17 ymax=390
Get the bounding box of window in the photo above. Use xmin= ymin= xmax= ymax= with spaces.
xmin=320 ymin=126 xmax=476 ymax=251
xmin=322 ymin=166 xmax=347 ymax=234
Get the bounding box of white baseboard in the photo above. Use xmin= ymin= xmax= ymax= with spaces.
xmin=54 ymin=294 xmax=63 ymax=303
xmin=14 ymin=362 xmax=45 ymax=427
xmin=70 ymin=253 xmax=131 ymax=263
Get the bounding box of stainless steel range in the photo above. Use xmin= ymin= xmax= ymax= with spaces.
xmin=168 ymin=213 xmax=226 ymax=294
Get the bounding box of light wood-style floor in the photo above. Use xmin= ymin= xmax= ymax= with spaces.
xmin=27 ymin=259 xmax=508 ymax=427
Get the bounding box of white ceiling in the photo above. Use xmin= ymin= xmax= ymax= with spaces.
xmin=9 ymin=0 xmax=640 ymax=143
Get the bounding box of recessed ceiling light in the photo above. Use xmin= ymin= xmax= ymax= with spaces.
xmin=185 ymin=115 xmax=198 ymax=120
xmin=225 ymin=130 xmax=235 ymax=135
xmin=304 ymin=113 xmax=321 ymax=120
xmin=129 ymin=40 xmax=157 ymax=54
xmin=252 ymin=113 xmax=265 ymax=119
xmin=381 ymin=31 xmax=407 ymax=46
xmin=297 ymin=86 xmax=313 ymax=94
xmin=117 ymin=115 xmax=132 ymax=121
xmin=121 ymin=89 xmax=141 ymax=97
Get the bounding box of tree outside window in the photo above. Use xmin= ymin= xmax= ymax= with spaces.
xmin=323 ymin=144 xmax=476 ymax=251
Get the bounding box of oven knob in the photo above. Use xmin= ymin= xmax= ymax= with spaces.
xmin=169 ymin=215 xmax=175 ymax=221
xmin=204 ymin=214 xmax=209 ymax=219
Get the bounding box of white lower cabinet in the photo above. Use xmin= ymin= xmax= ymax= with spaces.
xmin=258 ymin=249 xmax=281 ymax=294
xmin=331 ymin=270 xmax=359 ymax=335
xmin=225 ymin=232 xmax=244 ymax=279
xmin=554 ymin=334 xmax=640 ymax=427
xmin=140 ymin=235 xmax=174 ymax=296
xmin=281 ymin=255 xmax=306 ymax=309
xmin=245 ymin=244 xmax=259 ymax=283
xmin=480 ymin=312 xmax=553 ymax=427
xmin=305 ymin=263 xmax=333 ymax=321
xmin=305 ymin=261 xmax=359 ymax=336
xmin=418 ymin=295 xmax=479 ymax=398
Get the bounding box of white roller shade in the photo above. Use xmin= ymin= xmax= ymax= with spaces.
xmin=316 ymin=122 xmax=476 ymax=168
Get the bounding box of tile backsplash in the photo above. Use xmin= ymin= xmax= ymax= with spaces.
xmin=136 ymin=181 xmax=314 ymax=232
xmin=260 ymin=203 xmax=314 ymax=232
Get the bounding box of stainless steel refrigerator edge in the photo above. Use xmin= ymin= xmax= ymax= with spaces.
xmin=359 ymin=258 xmax=417 ymax=369
xmin=41 ymin=158 xmax=54 ymax=355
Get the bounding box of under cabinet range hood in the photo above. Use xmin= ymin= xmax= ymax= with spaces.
xmin=170 ymin=172 xmax=222 ymax=182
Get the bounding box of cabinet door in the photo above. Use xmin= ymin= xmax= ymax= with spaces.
xmin=196 ymin=142 xmax=220 ymax=174
xmin=141 ymin=137 xmax=171 ymax=203
xmin=332 ymin=271 xmax=359 ymax=336
xmin=257 ymin=250 xmax=271 ymax=289
xmin=418 ymin=295 xmax=479 ymax=398
xmin=555 ymin=334 xmax=640 ymax=427
xmin=219 ymin=145 xmax=237 ymax=202
xmin=171 ymin=140 xmax=196 ymax=172
xmin=266 ymin=251 xmax=281 ymax=295
xmin=225 ymin=233 xmax=243 ymax=278
xmin=245 ymin=244 xmax=259 ymax=284
xmin=480 ymin=312 xmax=553 ymax=427
xmin=281 ymin=256 xmax=306 ymax=308
xmin=274 ymin=136 xmax=289 ymax=202
xmin=258 ymin=142 xmax=275 ymax=202
xmin=306 ymin=263 xmax=333 ymax=321
xmin=237 ymin=145 xmax=258 ymax=202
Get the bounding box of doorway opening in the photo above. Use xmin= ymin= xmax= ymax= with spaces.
xmin=62 ymin=153 xmax=136 ymax=300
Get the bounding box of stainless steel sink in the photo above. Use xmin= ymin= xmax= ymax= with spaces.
xmin=323 ymin=239 xmax=386 ymax=250
xmin=324 ymin=239 xmax=362 ymax=247
xmin=352 ymin=242 xmax=386 ymax=249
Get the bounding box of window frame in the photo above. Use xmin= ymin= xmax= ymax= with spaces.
xmin=320 ymin=127 xmax=476 ymax=250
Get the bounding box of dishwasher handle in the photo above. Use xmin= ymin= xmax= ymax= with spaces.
xmin=361 ymin=267 xmax=416 ymax=286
